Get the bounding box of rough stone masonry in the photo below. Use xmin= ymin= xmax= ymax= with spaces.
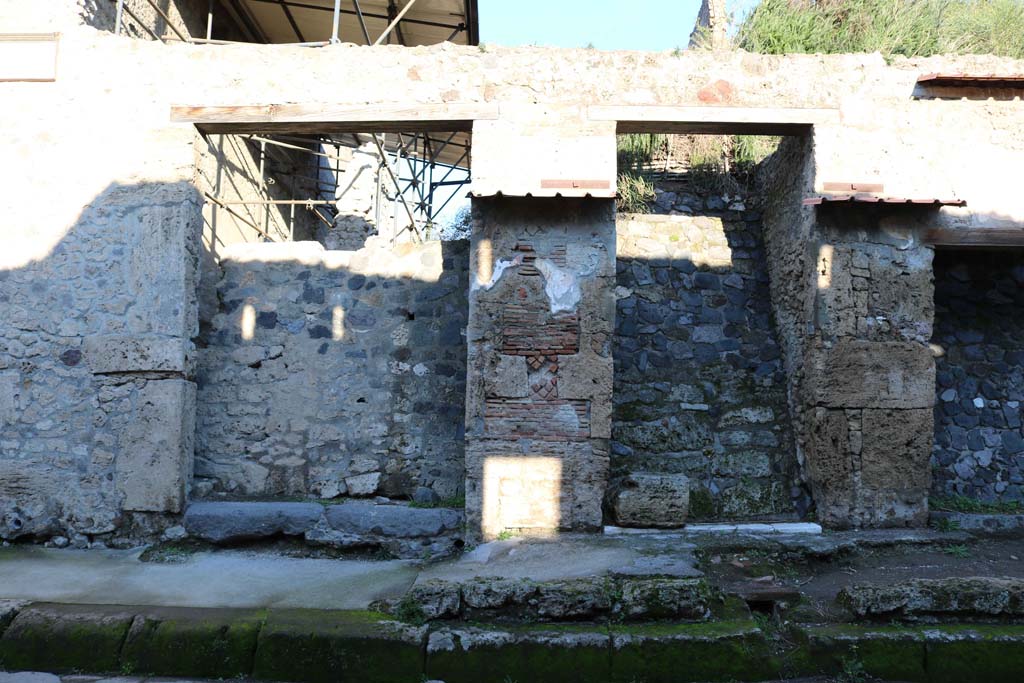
xmin=2 ymin=0 xmax=1024 ymax=545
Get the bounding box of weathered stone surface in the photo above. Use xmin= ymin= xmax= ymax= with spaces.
xmin=0 ymin=604 xmax=135 ymax=673
xmin=805 ymin=340 xmax=936 ymax=410
xmin=930 ymin=511 xmax=1024 ymax=535
xmin=183 ymin=501 xmax=322 ymax=543
xmin=464 ymin=198 xmax=615 ymax=541
xmin=605 ymin=472 xmax=690 ymax=528
xmin=613 ymin=210 xmax=800 ymax=520
xmin=610 ymin=621 xmax=775 ymax=683
xmin=324 ymin=501 xmax=463 ymax=538
xmin=195 ymin=239 xmax=469 ymax=502
xmin=426 ymin=625 xmax=611 ymax=683
xmin=839 ymin=577 xmax=1024 ymax=620
xmin=120 ymin=607 xmax=263 ymax=679
xmin=115 ymin=378 xmax=196 ymax=514
xmin=932 ymin=250 xmax=1024 ymax=505
xmin=253 ymin=609 xmax=426 ymax=683
xmin=83 ymin=334 xmax=190 ymax=375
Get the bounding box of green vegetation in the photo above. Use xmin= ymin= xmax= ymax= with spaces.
xmin=737 ymin=0 xmax=1024 ymax=60
xmin=943 ymin=543 xmax=971 ymax=558
xmin=931 ymin=516 xmax=962 ymax=532
xmin=393 ymin=594 xmax=427 ymax=625
xmin=616 ymin=134 xmax=663 ymax=213
xmin=931 ymin=494 xmax=1024 ymax=513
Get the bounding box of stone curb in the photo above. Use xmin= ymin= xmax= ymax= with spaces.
xmin=930 ymin=511 xmax=1024 ymax=536
xmin=3 ymin=601 xmax=1024 ymax=682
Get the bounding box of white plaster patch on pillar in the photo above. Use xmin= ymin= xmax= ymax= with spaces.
xmin=472 ymin=254 xmax=523 ymax=291
xmin=535 ymin=258 xmax=582 ymax=313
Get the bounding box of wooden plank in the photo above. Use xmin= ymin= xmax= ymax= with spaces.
xmin=0 ymin=33 xmax=59 ymax=82
xmin=171 ymin=102 xmax=499 ymax=134
xmin=588 ymin=105 xmax=839 ymax=135
xmin=924 ymin=227 xmax=1024 ymax=247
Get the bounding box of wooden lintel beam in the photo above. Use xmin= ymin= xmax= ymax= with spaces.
xmin=589 ymin=105 xmax=839 ymax=135
xmin=171 ymin=103 xmax=498 ymax=135
xmin=925 ymin=227 xmax=1024 ymax=247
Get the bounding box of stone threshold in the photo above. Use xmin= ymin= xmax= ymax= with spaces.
xmin=604 ymin=522 xmax=823 ymax=535
xmin=3 ymin=601 xmax=1024 ymax=683
xmin=930 ymin=510 xmax=1024 ymax=535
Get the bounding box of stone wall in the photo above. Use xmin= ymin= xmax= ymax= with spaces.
xmin=465 ymin=198 xmax=616 ymax=540
xmin=761 ymin=140 xmax=937 ymax=527
xmin=932 ymin=249 xmax=1024 ymax=503
xmin=613 ymin=200 xmax=802 ymax=520
xmin=195 ymin=239 xmax=468 ymax=501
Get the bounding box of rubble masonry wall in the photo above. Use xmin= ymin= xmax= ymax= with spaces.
xmin=194 ymin=239 xmax=469 ymax=502
xmin=613 ymin=202 xmax=803 ymax=520
xmin=933 ymin=249 xmax=1024 ymax=503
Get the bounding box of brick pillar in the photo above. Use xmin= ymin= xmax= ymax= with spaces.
xmin=464 ymin=198 xmax=616 ymax=541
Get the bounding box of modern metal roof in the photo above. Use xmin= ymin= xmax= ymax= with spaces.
xmin=231 ymin=0 xmax=478 ymax=46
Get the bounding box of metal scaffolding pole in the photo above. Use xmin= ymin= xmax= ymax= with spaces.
xmin=114 ymin=0 xmax=124 ymax=35
xmin=330 ymin=0 xmax=342 ymax=43
xmin=352 ymin=0 xmax=371 ymax=43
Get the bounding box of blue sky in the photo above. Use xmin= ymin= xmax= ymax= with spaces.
xmin=477 ymin=0 xmax=761 ymax=50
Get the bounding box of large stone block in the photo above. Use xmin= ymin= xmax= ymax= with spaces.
xmin=324 ymin=502 xmax=463 ymax=538
xmin=184 ymin=501 xmax=323 ymax=543
xmin=804 ymin=340 xmax=935 ymax=409
xmin=605 ymin=473 xmax=690 ymax=528
xmin=115 ymin=378 xmax=196 ymax=513
xmin=83 ymin=334 xmax=190 ymax=374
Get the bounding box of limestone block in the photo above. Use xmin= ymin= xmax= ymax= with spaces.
xmin=486 ymin=355 xmax=529 ymax=398
xmin=0 ymin=371 xmax=20 ymax=425
xmin=84 ymin=335 xmax=189 ymax=374
xmin=324 ymin=502 xmax=463 ymax=538
xmin=859 ymin=408 xmax=932 ymax=494
xmin=345 ymin=471 xmax=381 ymax=497
xmin=184 ymin=501 xmax=323 ymax=543
xmin=804 ymin=340 xmax=935 ymax=409
xmin=115 ymin=379 xmax=195 ymax=513
xmin=605 ymin=473 xmax=690 ymax=528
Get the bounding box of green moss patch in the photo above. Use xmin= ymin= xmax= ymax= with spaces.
xmin=121 ymin=607 xmax=264 ymax=678
xmin=426 ymin=625 xmax=611 ymax=683
xmin=252 ymin=609 xmax=424 ymax=683
xmin=610 ymin=620 xmax=777 ymax=682
xmin=0 ymin=604 xmax=134 ymax=674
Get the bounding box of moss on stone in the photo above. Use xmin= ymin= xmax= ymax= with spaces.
xmin=121 ymin=608 xmax=265 ymax=678
xmin=426 ymin=626 xmax=611 ymax=683
xmin=252 ymin=609 xmax=424 ymax=683
xmin=609 ymin=620 xmax=778 ymax=682
xmin=688 ymin=485 xmax=717 ymax=519
xmin=0 ymin=605 xmax=134 ymax=674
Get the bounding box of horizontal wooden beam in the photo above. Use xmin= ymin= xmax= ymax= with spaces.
xmin=170 ymin=102 xmax=499 ymax=134
xmin=588 ymin=105 xmax=839 ymax=135
xmin=925 ymin=227 xmax=1024 ymax=247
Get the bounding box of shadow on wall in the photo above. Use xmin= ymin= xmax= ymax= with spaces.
xmin=932 ymin=247 xmax=1024 ymax=504
xmin=613 ymin=198 xmax=806 ymax=522
xmin=193 ymin=238 xmax=469 ymax=504
xmin=0 ymin=180 xmax=202 ymax=543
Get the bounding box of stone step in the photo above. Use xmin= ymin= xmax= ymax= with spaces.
xmin=378 ymin=576 xmax=714 ymax=622
xmin=839 ymin=576 xmax=1024 ymax=621
xmin=182 ymin=500 xmax=464 ymax=559
xmin=4 ymin=600 xmax=1024 ymax=683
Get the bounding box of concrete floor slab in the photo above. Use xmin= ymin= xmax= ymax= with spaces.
xmin=0 ymin=546 xmax=417 ymax=610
